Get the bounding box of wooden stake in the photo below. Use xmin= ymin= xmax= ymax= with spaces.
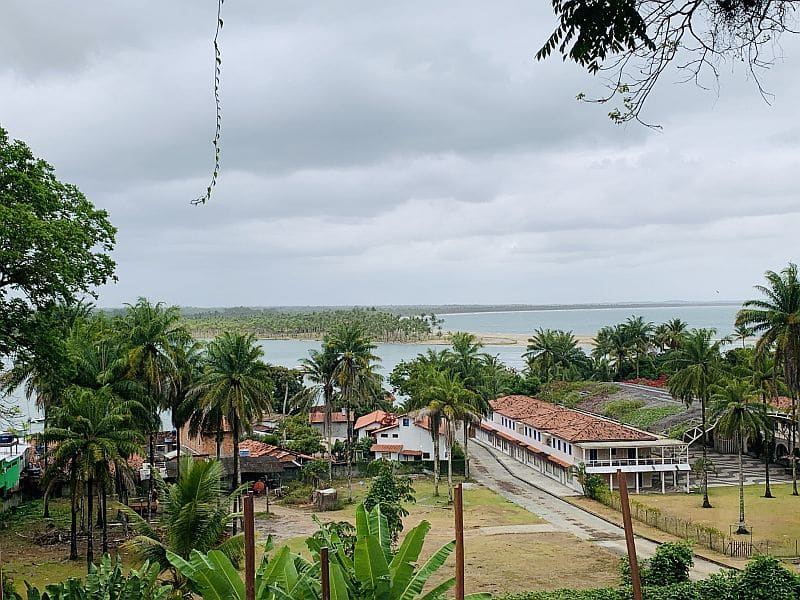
xmin=617 ymin=469 xmax=642 ymax=600
xmin=243 ymin=492 xmax=255 ymax=600
xmin=454 ymin=483 xmax=465 ymax=600
xmin=320 ymin=546 xmax=330 ymax=600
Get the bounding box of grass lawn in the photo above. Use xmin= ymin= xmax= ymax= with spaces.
xmin=260 ymin=476 xmax=620 ymax=595
xmin=631 ymin=484 xmax=800 ymax=554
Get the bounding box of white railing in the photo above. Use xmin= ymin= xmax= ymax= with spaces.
xmin=587 ymin=457 xmax=686 ymax=468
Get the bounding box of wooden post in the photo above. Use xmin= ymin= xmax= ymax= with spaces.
xmin=617 ymin=469 xmax=642 ymax=600
xmin=243 ymin=492 xmax=255 ymax=600
xmin=454 ymin=483 xmax=465 ymax=600
xmin=321 ymin=546 xmax=330 ymax=600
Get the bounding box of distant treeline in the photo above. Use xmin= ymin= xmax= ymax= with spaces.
xmin=179 ymin=307 xmax=439 ymax=342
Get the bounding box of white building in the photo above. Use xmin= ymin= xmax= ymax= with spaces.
xmin=354 ymin=410 xmax=396 ymax=440
xmin=368 ymin=414 xmax=448 ymax=461
xmin=478 ymin=395 xmax=691 ymax=494
xmin=308 ymin=408 xmax=354 ymax=444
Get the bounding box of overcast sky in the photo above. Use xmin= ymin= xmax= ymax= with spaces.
xmin=2 ymin=2 xmax=799 ymax=307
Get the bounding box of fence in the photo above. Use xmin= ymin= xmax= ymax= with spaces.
xmin=597 ymin=491 xmax=798 ymax=559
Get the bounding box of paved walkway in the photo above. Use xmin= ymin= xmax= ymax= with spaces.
xmin=690 ymin=447 xmax=793 ymax=487
xmin=469 ymin=440 xmax=726 ymax=580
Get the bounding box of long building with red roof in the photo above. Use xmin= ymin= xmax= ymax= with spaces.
xmin=479 ymin=395 xmax=690 ymax=494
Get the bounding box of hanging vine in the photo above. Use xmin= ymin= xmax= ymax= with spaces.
xmin=192 ymin=0 xmax=224 ymax=205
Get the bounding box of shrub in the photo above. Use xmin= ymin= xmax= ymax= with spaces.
xmin=300 ymin=459 xmax=328 ymax=488
xmin=363 ymin=461 xmax=415 ymax=541
xmin=603 ymin=399 xmax=645 ymax=419
xmin=279 ymin=480 xmax=313 ymax=505
xmin=620 ymin=542 xmax=693 ymax=588
xmin=736 ymin=554 xmax=800 ymax=600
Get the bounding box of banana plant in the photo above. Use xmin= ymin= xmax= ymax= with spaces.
xmin=168 ymin=504 xmax=491 ymax=600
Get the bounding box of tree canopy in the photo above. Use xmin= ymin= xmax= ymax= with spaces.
xmin=0 ymin=126 xmax=116 ymax=366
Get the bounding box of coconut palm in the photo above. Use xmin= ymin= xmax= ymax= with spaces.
xmin=593 ymin=325 xmax=631 ymax=380
xmin=662 ymin=318 xmax=688 ymax=351
xmin=116 ymin=298 xmax=187 ymax=518
xmin=711 ymin=380 xmax=767 ymax=534
xmin=326 ymin=322 xmax=382 ymax=501
xmin=192 ymin=332 xmax=272 ymax=532
xmin=736 ymin=262 xmax=800 ymax=495
xmin=297 ymin=345 xmax=339 ymax=481
xmin=733 ymin=323 xmax=754 ymax=350
xmin=624 ymin=316 xmax=654 ymax=378
xmin=666 ymin=328 xmax=723 ymax=508
xmin=748 ymin=350 xmax=779 ymax=498
xmin=165 ymin=338 xmax=203 ymax=479
xmin=525 ymin=328 xmax=588 ymax=382
xmin=40 ymin=386 xmax=142 ymax=568
xmin=124 ymin=457 xmax=244 ymax=587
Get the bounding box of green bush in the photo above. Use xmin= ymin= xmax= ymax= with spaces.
xmin=279 ymin=480 xmax=313 ymax=505
xmin=620 ymin=542 xmax=693 ymax=588
xmin=363 ymin=461 xmax=415 ymax=541
xmin=603 ymin=399 xmax=645 ymax=419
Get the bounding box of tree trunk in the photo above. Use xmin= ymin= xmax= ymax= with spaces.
xmin=148 ymin=432 xmax=155 ymax=521
xmin=432 ymin=423 xmax=440 ymax=497
xmin=346 ymin=402 xmax=352 ymax=502
xmin=232 ymin=414 xmax=241 ymax=535
xmin=86 ymin=476 xmax=94 ymax=571
xmin=43 ymin=408 xmax=50 ymax=518
xmin=463 ymin=419 xmax=470 ymax=480
xmin=175 ymin=404 xmax=182 ymax=480
xmin=101 ymin=481 xmax=108 ymax=555
xmin=701 ymin=397 xmax=712 ymax=508
xmin=447 ymin=421 xmax=454 ymax=503
xmin=326 ymin=399 xmax=333 ymax=484
xmin=763 ymin=390 xmax=773 ymax=498
xmin=69 ymin=462 xmax=78 ymax=560
xmin=736 ymin=434 xmax=748 ymax=534
xmin=792 ymin=392 xmax=798 ymax=496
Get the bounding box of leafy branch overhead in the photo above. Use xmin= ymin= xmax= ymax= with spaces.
xmin=537 ymin=0 xmax=797 ymax=124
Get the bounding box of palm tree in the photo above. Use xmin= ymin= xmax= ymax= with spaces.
xmin=710 ymin=380 xmax=767 ymax=534
xmin=737 ymin=263 xmax=800 ymax=495
xmin=40 ymin=386 xmax=142 ymax=569
xmin=624 ymin=316 xmax=654 ymax=378
xmin=297 ymin=345 xmax=339 ymax=481
xmin=733 ymin=323 xmax=754 ymax=349
xmin=666 ymin=328 xmax=723 ymax=508
xmin=165 ymin=338 xmax=203 ymax=479
xmin=124 ymin=457 xmax=244 ymax=587
xmin=593 ymin=325 xmax=631 ymax=380
xmin=663 ymin=318 xmax=688 ymax=351
xmin=192 ymin=332 xmax=272 ymax=532
xmin=748 ymin=350 xmax=779 ymax=498
xmin=525 ymin=329 xmax=588 ymax=382
xmin=116 ymin=298 xmax=187 ymax=518
xmin=326 ymin=323 xmax=382 ymax=501
xmin=444 ymin=333 xmax=489 ymax=480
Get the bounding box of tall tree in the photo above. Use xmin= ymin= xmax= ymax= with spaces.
xmin=624 ymin=316 xmax=654 ymax=378
xmin=748 ymin=350 xmax=779 ymax=498
xmin=116 ymin=298 xmax=186 ymax=518
xmin=0 ymin=126 xmax=116 ymax=368
xmin=737 ymin=263 xmax=800 ymax=495
xmin=326 ymin=323 xmax=382 ymax=501
xmin=525 ymin=328 xmax=589 ymax=382
xmin=593 ymin=325 xmax=631 ymax=380
xmin=192 ymin=332 xmax=272 ymax=532
xmin=297 ymin=346 xmax=339 ymax=482
xmin=40 ymin=386 xmax=142 ymax=569
xmin=666 ymin=328 xmax=723 ymax=508
xmin=165 ymin=338 xmax=203 ymax=479
xmin=711 ymin=380 xmax=767 ymax=534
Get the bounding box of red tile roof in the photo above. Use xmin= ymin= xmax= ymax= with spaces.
xmin=239 ymin=439 xmax=313 ymax=462
xmin=548 ymin=455 xmax=572 ymax=469
xmin=308 ymin=409 xmax=354 ymax=424
xmin=370 ymin=444 xmax=403 ymax=453
xmin=400 ymin=449 xmax=423 ymax=456
xmin=354 ymin=410 xmax=396 ymax=431
xmin=769 ymin=396 xmax=793 ymax=413
xmin=490 ymin=395 xmax=656 ymax=443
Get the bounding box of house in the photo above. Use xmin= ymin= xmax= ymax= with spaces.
xmin=308 ymin=408 xmax=354 ymax=443
xmin=354 ymin=410 xmax=396 ymax=439
xmin=369 ymin=414 xmax=448 ymax=461
xmin=478 ymin=395 xmax=690 ymax=494
xmin=0 ymin=433 xmax=27 ymax=499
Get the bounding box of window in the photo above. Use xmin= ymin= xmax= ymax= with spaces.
xmin=423 ymin=452 xmax=431 ymax=459
xmin=380 ymin=433 xmax=388 ymax=438
xmin=589 ymin=449 xmax=598 ymax=462
xmin=392 ymin=433 xmax=399 ymax=438
xmin=402 ymin=418 xmax=410 ymax=427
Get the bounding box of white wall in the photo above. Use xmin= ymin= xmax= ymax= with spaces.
xmin=373 ymin=417 xmax=448 ymax=460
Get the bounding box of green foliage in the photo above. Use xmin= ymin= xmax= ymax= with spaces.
xmin=301 ymin=459 xmax=329 ymax=487
xmin=22 ymin=555 xmax=172 ymax=600
xmin=123 ymin=457 xmax=244 ymax=582
xmin=279 ymin=480 xmax=313 ymax=505
xmin=602 ymin=399 xmax=645 ymax=418
xmin=363 ymin=461 xmax=416 ymax=542
xmin=738 ymin=554 xmax=800 ymax=599
xmin=169 ymin=504 xmax=487 ymax=600
xmin=539 ymin=381 xmax=619 ymax=408
xmin=0 ymin=126 xmax=116 ymax=365
xmin=619 ymin=542 xmax=693 ymax=588
xmin=524 ymin=329 xmax=590 ymax=383
xmin=276 ymin=413 xmax=325 ymax=455
xmin=182 ymin=307 xmax=434 ymax=343
xmin=601 ymin=399 xmax=682 ymax=430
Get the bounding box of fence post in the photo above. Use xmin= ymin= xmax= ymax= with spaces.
xmin=616 ymin=470 xmax=643 ymax=600
xmin=321 ymin=547 xmax=330 ymax=600
xmin=454 ymin=483 xmax=465 ymax=600
xmin=244 ymin=492 xmax=255 ymax=600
